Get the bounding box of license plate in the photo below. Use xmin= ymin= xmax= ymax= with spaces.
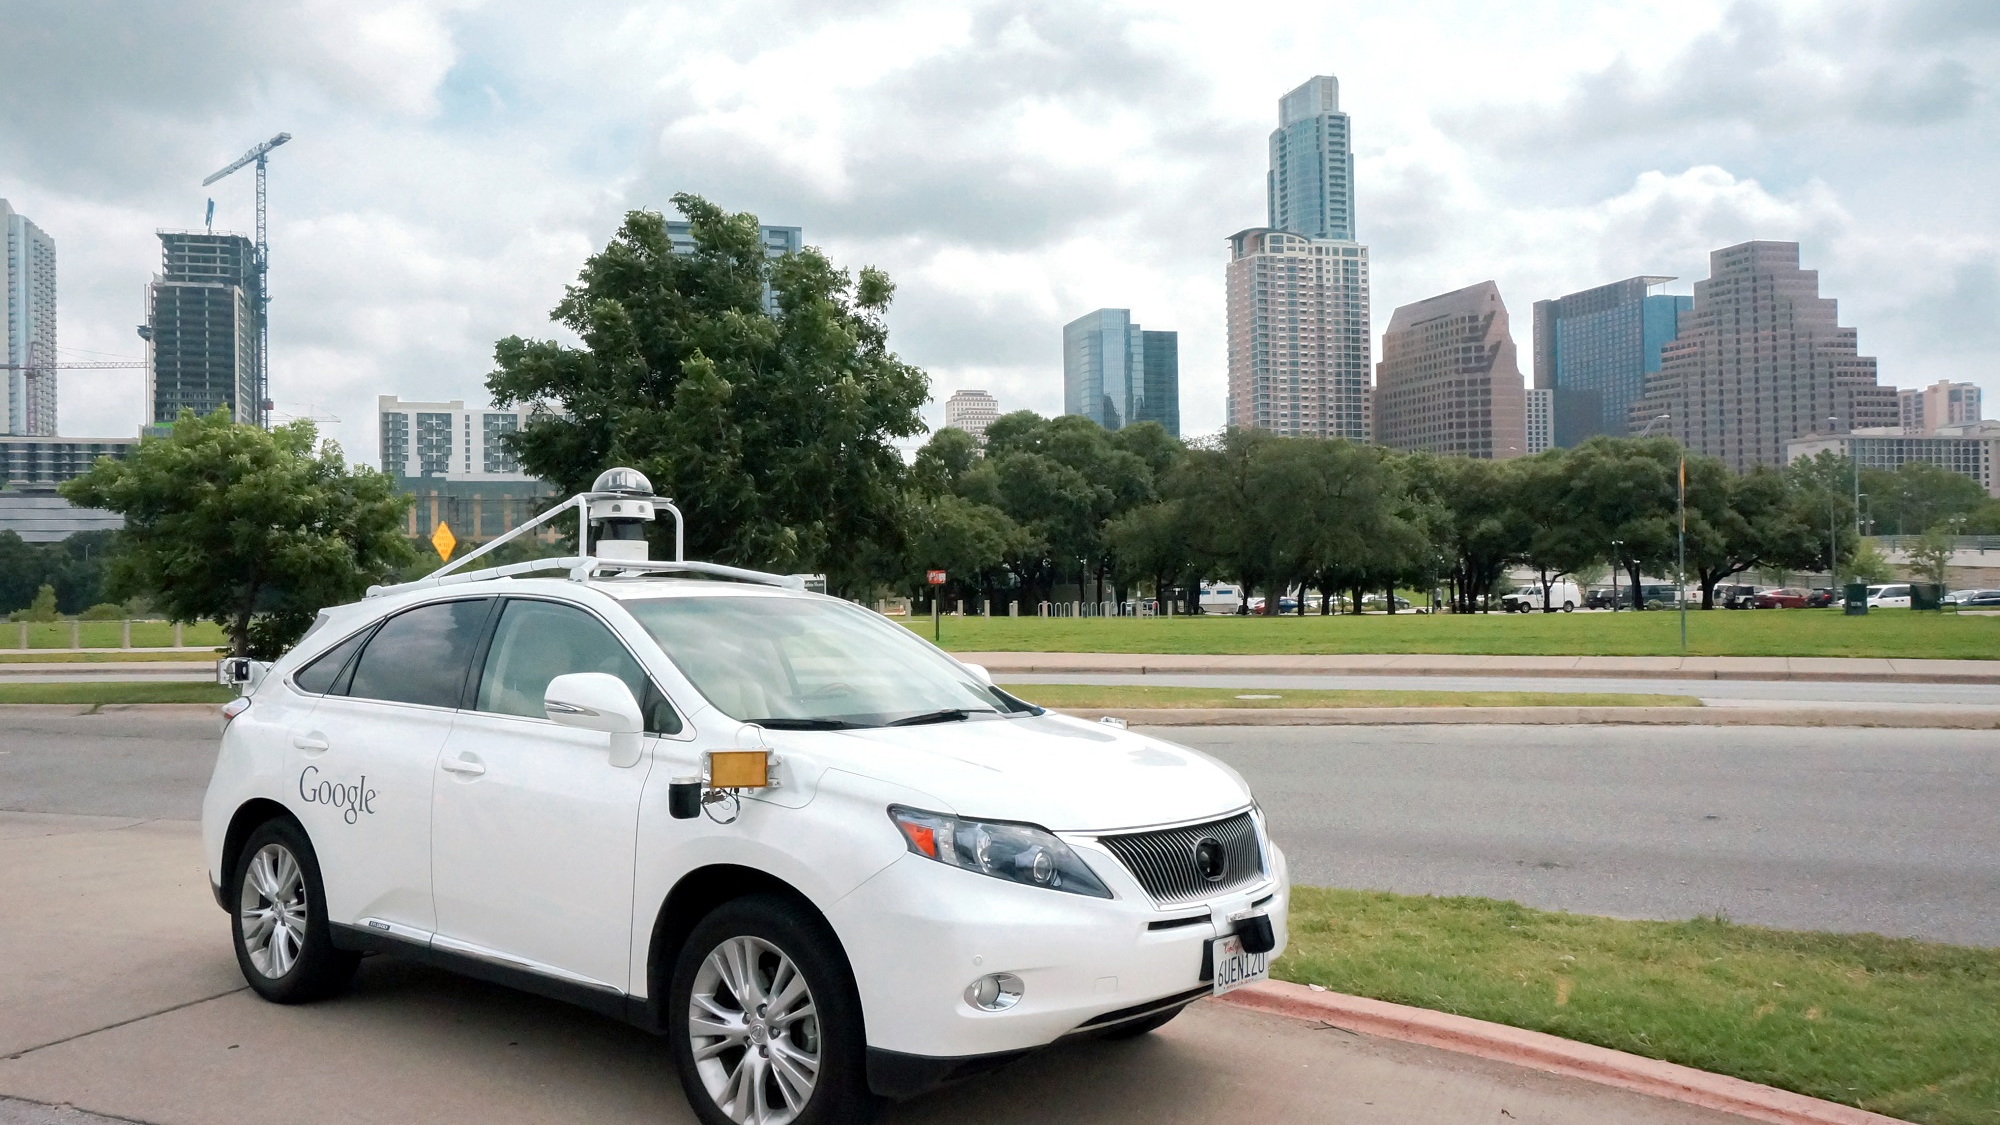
xmin=1209 ymin=933 xmax=1270 ymax=996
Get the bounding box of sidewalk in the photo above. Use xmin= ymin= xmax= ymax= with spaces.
xmin=957 ymin=651 xmax=2000 ymax=684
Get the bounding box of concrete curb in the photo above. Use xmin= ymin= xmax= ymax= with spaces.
xmin=1057 ymin=706 xmax=2000 ymax=729
xmin=964 ymin=652 xmax=2000 ymax=684
xmin=1214 ymin=980 xmax=1910 ymax=1125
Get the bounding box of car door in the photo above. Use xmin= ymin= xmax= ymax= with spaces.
xmin=288 ymin=597 xmax=494 ymax=940
xmin=429 ymin=596 xmax=678 ymax=992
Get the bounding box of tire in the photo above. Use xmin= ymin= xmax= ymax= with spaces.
xmin=1096 ymin=1004 xmax=1186 ymax=1040
xmin=669 ymin=895 xmax=878 ymax=1125
xmin=229 ymin=818 xmax=359 ymax=1003
xmin=1561 ymin=601 xmax=1575 ymax=613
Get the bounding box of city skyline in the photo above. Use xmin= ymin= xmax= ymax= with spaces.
xmin=4 ymin=4 xmax=1997 ymax=462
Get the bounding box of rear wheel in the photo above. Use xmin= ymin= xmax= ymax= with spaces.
xmin=1561 ymin=601 xmax=1575 ymax=612
xmin=230 ymin=818 xmax=358 ymax=1003
xmin=669 ymin=896 xmax=877 ymax=1125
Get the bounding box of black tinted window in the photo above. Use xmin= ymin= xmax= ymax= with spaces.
xmin=347 ymin=599 xmax=492 ymax=709
xmin=293 ymin=629 xmax=370 ymax=695
xmin=475 ymin=599 xmax=680 ymax=734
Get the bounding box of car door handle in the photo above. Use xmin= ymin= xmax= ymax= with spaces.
xmin=440 ymin=756 xmax=486 ymax=776
xmin=292 ymin=733 xmax=329 ymax=752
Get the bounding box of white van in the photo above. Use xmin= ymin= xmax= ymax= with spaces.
xmin=1502 ymin=579 xmax=1582 ymax=613
xmin=1866 ymin=583 xmax=1913 ymax=609
xmin=1198 ymin=583 xmax=1244 ymax=615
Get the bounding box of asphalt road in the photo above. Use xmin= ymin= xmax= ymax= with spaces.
xmin=6 ymin=709 xmax=1996 ymax=945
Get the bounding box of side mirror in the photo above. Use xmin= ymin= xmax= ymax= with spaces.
xmin=544 ymin=672 xmax=645 ymax=768
xmin=962 ymin=662 xmax=994 ymax=687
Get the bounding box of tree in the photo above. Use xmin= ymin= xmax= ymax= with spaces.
xmin=17 ymin=584 xmax=58 ymax=622
xmin=1401 ymin=453 xmax=1525 ymax=612
xmin=1684 ymin=461 xmax=1820 ymax=608
xmin=1863 ymin=462 xmax=1986 ymax=536
xmin=1511 ymin=451 xmax=1597 ymax=612
xmin=60 ymin=410 xmax=414 ymax=658
xmin=1840 ymin=538 xmax=1894 ymax=585
xmin=1906 ymin=526 xmax=1955 ymax=595
xmin=1785 ymin=451 xmax=1859 ymax=579
xmin=1559 ymin=437 xmax=1679 ymax=609
xmin=1107 ymin=500 xmax=1199 ymax=613
xmin=487 ymin=195 xmax=927 ymax=597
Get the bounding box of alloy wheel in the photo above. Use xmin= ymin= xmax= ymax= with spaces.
xmin=238 ymin=842 xmax=308 ymax=978
xmin=687 ymin=935 xmax=821 ymax=1125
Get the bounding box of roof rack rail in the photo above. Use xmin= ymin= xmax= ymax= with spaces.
xmin=365 ymin=556 xmax=801 ymax=598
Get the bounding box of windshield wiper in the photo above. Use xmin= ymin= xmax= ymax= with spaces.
xmin=887 ymin=708 xmax=995 ymax=727
xmin=742 ymin=717 xmax=863 ymax=731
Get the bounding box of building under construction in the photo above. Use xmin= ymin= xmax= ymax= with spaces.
xmin=140 ymin=231 xmax=263 ymax=428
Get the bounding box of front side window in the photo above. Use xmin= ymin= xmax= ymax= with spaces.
xmin=346 ymin=599 xmax=492 ymax=708
xmin=475 ymin=599 xmax=680 ymax=734
xmin=625 ymin=594 xmax=1035 ymax=729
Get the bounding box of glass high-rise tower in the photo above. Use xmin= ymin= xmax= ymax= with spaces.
xmin=1063 ymin=309 xmax=1179 ymax=435
xmin=2 ymin=200 xmax=58 ymax=436
xmin=1532 ymin=277 xmax=1691 ymax=446
xmin=1268 ymin=76 xmax=1354 ymax=240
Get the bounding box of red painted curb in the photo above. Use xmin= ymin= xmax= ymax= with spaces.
xmin=1213 ymin=980 xmax=1910 ymax=1125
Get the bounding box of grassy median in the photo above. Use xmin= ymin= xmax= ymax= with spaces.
xmin=0 ymin=620 xmax=228 ymax=650
xmin=1009 ymin=684 xmax=1698 ymax=709
xmin=910 ymin=608 xmax=2000 ymax=660
xmin=1277 ymin=887 xmax=1999 ymax=1124
xmin=0 ymin=682 xmax=235 ymax=705
xmin=0 ymin=650 xmax=218 ymax=663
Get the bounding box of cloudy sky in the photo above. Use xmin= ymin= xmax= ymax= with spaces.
xmin=6 ymin=0 xmax=1997 ymax=462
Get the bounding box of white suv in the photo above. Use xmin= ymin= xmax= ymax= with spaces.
xmin=202 ymin=532 xmax=1288 ymax=1124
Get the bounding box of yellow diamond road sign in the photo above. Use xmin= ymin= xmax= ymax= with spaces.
xmin=430 ymin=521 xmax=458 ymax=561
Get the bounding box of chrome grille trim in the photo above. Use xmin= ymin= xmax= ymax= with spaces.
xmin=1096 ymin=812 xmax=1263 ymax=906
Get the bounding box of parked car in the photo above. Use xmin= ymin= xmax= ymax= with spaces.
xmin=1866 ymin=583 xmax=1913 ymax=609
xmin=1248 ymin=596 xmax=1299 ymax=614
xmin=1715 ymin=584 xmax=1761 ymax=610
xmin=1753 ymin=587 xmax=1810 ymax=609
xmin=1953 ymin=589 xmax=2000 ymax=607
xmin=1198 ymin=583 xmax=1244 ymax=615
xmin=1637 ymin=583 xmax=1682 ymax=609
xmin=1805 ymin=587 xmax=1837 ymax=608
xmin=1584 ymin=586 xmax=1624 ymax=610
xmin=1501 ymin=580 xmax=1581 ymax=613
xmin=1361 ymin=594 xmax=1413 ymax=611
xmin=202 ymin=470 xmax=1290 ymax=1122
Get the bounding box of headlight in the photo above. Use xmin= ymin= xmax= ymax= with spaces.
xmin=888 ymin=806 xmax=1112 ymax=898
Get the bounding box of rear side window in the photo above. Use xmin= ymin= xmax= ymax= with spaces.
xmin=346 ymin=599 xmax=493 ymax=709
xmin=293 ymin=628 xmax=371 ymax=695
xmin=475 ymin=599 xmax=681 ymax=735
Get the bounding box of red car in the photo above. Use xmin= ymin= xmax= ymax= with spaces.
xmin=1754 ymin=587 xmax=1810 ymax=608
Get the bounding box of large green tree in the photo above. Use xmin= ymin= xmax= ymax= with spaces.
xmin=1683 ymin=461 xmax=1820 ymax=608
xmin=487 ymin=195 xmax=928 ymax=596
xmin=60 ymin=410 xmax=413 ymax=657
xmin=1557 ymin=437 xmax=1680 ymax=609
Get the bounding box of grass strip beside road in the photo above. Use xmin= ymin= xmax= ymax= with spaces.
xmin=0 ymin=620 xmax=228 ymax=650
xmin=1277 ymin=887 xmax=1999 ymax=1125
xmin=1010 ymin=684 xmax=1698 ymax=709
xmin=0 ymin=682 xmax=235 ymax=705
xmin=906 ymin=609 xmax=2000 ymax=659
xmin=0 ymin=650 xmax=219 ymax=663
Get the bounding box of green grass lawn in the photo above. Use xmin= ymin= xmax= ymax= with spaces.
xmin=0 ymin=651 xmax=217 ymax=663
xmin=907 ymin=608 xmax=2000 ymax=660
xmin=1009 ymin=684 xmax=1697 ymax=709
xmin=0 ymin=682 xmax=235 ymax=705
xmin=1278 ymin=888 xmax=1999 ymax=1125
xmin=0 ymin=620 xmax=227 ymax=650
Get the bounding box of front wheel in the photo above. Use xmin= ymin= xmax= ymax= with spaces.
xmin=669 ymin=896 xmax=878 ymax=1125
xmin=1561 ymin=601 xmax=1575 ymax=612
xmin=230 ymin=818 xmax=358 ymax=1003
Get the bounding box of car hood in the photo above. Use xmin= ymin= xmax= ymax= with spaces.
xmin=778 ymin=712 xmax=1253 ymax=832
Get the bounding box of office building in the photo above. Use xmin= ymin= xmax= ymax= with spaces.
xmin=1787 ymin=424 xmax=2000 ymax=500
xmin=1 ymin=435 xmax=138 ymax=486
xmin=0 ymin=486 xmax=123 ymax=543
xmin=1900 ymin=380 xmax=1983 ymax=434
xmin=942 ymin=388 xmax=1001 ymax=445
xmin=1268 ymin=76 xmax=1354 ymax=241
xmin=665 ymin=221 xmax=801 ymax=314
xmin=1532 ymin=276 xmax=1691 ymax=445
xmin=1224 ymin=229 xmax=1371 ymax=438
xmin=2 ymin=200 xmax=58 ymax=436
xmin=1374 ymin=281 xmax=1528 ymax=459
xmin=1063 ymin=310 xmax=1181 ymax=435
xmin=1525 ymin=388 xmax=1554 ymax=455
xmin=1630 ymin=241 xmax=1896 ymax=471
xmin=377 ymin=396 xmax=543 ymax=481
xmin=141 ymin=231 xmax=263 ymax=427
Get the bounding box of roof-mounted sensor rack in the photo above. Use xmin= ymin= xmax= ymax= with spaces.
xmin=366 ymin=468 xmax=799 ymax=598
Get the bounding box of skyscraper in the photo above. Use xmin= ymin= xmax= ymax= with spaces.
xmin=1630 ymin=241 xmax=1897 ymax=471
xmin=142 ymin=231 xmax=263 ymax=427
xmin=1268 ymin=76 xmax=1354 ymax=241
xmin=665 ymin=221 xmax=801 ymax=315
xmin=1228 ymin=76 xmax=1372 ymax=441
xmin=1374 ymin=281 xmax=1528 ymax=460
xmin=2 ymin=200 xmax=58 ymax=436
xmin=1063 ymin=309 xmax=1180 ymax=435
xmin=943 ymin=388 xmax=1001 ymax=445
xmin=1900 ymin=380 xmax=1983 ymax=434
xmin=1525 ymin=388 xmax=1554 ymax=455
xmin=1532 ymin=276 xmax=1691 ymax=446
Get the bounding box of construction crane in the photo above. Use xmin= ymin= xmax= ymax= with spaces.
xmin=202 ymin=132 xmax=290 ymax=429
xmin=0 ymin=342 xmax=143 ymax=434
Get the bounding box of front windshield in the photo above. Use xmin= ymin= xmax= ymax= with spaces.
xmin=623 ymin=594 xmax=1036 ymax=729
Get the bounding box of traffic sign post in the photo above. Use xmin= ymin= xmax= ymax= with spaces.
xmin=431 ymin=522 xmax=457 ymax=562
xmin=927 ymin=570 xmax=946 ymax=642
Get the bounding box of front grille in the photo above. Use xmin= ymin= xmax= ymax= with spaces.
xmin=1096 ymin=812 xmax=1263 ymax=906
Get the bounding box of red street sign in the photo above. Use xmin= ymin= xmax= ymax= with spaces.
xmin=926 ymin=570 xmax=947 ymax=586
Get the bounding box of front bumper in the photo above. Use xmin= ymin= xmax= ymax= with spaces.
xmin=826 ymin=837 xmax=1290 ymax=1066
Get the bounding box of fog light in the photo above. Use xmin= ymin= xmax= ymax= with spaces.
xmin=964 ymin=972 xmax=1024 ymax=1012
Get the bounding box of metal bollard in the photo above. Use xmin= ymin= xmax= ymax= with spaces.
xmin=174 ymin=621 xmax=184 ymax=648
xmin=70 ymin=621 xmax=80 ymax=650
xmin=122 ymin=620 xmax=132 ymax=649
